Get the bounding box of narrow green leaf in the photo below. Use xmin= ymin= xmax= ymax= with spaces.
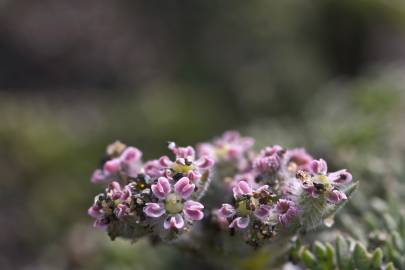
xmin=302 ymin=249 xmax=317 ymax=269
xmin=353 ymin=243 xmax=370 ymax=270
xmin=336 ymin=235 xmax=350 ymax=270
xmin=392 ymin=231 xmax=404 ymax=252
xmin=370 ymin=248 xmax=383 ymax=270
xmin=314 ymin=241 xmax=327 ymax=260
xmin=385 ymin=262 xmax=396 ymax=270
xmin=325 ymin=243 xmax=335 ymax=268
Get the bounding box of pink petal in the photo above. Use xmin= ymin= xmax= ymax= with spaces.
xmin=187 ymin=170 xmax=201 ymax=181
xmin=183 ymin=200 xmax=204 ymax=220
xmin=310 ymin=159 xmax=328 ymax=175
xmin=120 ymin=147 xmax=142 ymax=164
xmin=88 ymin=205 xmax=102 ymax=218
xmin=195 ymin=156 xmax=215 ymax=169
xmin=164 ymin=214 xmax=185 ymax=229
xmin=90 ymin=169 xmax=107 ymax=184
xmin=327 ymin=190 xmax=347 ymax=203
xmin=218 ymin=203 xmax=236 ymax=219
xmin=143 ymin=203 xmax=165 ymax=217
xmin=229 ymin=216 xmax=250 ymax=229
xmin=151 ymin=177 xmax=171 ymax=199
xmin=159 ymin=155 xmax=173 ymax=167
xmin=232 ymin=180 xmax=252 ymax=198
xmin=103 ymin=158 xmax=121 ymax=174
xmin=254 ymin=205 xmax=271 ymax=219
xmin=174 ymin=177 xmax=195 ymax=199
xmin=328 ymin=170 xmax=352 ymax=185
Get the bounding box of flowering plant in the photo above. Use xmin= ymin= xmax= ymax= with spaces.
xmin=88 ymin=131 xmax=356 ymax=251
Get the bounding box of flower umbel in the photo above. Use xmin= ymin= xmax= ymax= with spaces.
xmin=88 ymin=131 xmax=355 ymax=247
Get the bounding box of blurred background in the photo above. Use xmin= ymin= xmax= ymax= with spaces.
xmin=1 ymin=1 xmax=405 ymax=269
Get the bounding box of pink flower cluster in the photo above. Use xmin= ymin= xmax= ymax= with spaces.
xmin=88 ymin=131 xmax=354 ymax=246
xmin=88 ymin=141 xmax=214 ymax=240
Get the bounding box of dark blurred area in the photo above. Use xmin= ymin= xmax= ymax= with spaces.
xmin=1 ymin=1 xmax=405 ymax=269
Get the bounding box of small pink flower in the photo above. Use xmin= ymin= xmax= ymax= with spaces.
xmin=120 ymin=147 xmax=142 ymax=164
xmin=254 ymin=205 xmax=272 ymax=220
xmin=103 ymin=158 xmax=121 ymax=174
xmin=261 ymin=145 xmax=283 ymax=156
xmin=115 ymin=204 xmax=129 ymax=219
xmin=327 ymin=190 xmax=347 ymax=203
xmin=218 ymin=204 xmax=236 ymax=219
xmin=169 ymin=144 xmax=195 ymax=159
xmin=328 ymin=170 xmax=352 ymax=185
xmin=232 ymin=180 xmax=252 ymax=198
xmin=90 ymin=169 xmax=106 ymax=184
xmin=183 ymin=200 xmax=204 ymax=220
xmin=310 ymin=159 xmax=328 ymax=175
xmin=164 ymin=214 xmax=185 ymax=229
xmin=276 ymin=199 xmax=298 ymax=226
xmin=159 ymin=155 xmax=173 ymax=167
xmin=144 ymin=160 xmax=163 ymax=178
xmin=107 ymin=181 xmax=122 ymax=200
xmin=143 ymin=203 xmax=165 ymax=217
xmin=174 ymin=177 xmax=195 ymax=199
xmin=151 ymin=177 xmax=171 ymax=199
xmin=254 ymin=155 xmax=280 ymax=172
xmin=285 ymin=148 xmax=313 ymax=169
xmin=120 ymin=185 xmax=132 ymax=201
xmin=195 ymin=156 xmax=215 ymax=169
xmin=88 ymin=205 xmax=102 ymax=218
xmin=229 ymin=216 xmax=250 ymax=229
xmin=187 ymin=170 xmax=201 ymax=181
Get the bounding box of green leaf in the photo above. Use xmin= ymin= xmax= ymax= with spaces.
xmin=353 ymin=243 xmax=370 ymax=270
xmin=325 ymin=243 xmax=335 ymax=268
xmin=302 ymin=249 xmax=317 ymax=269
xmin=336 ymin=236 xmax=350 ymax=270
xmin=385 ymin=262 xmax=396 ymax=270
xmin=370 ymin=248 xmax=383 ymax=270
xmin=314 ymin=241 xmax=327 ymax=260
xmin=392 ymin=231 xmax=404 ymax=252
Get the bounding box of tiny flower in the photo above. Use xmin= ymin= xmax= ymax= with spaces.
xmin=144 ymin=203 xmax=165 ymax=217
xmin=183 ymin=200 xmax=204 ymax=220
xmin=170 ymin=143 xmax=195 ymax=159
xmin=254 ymin=205 xmax=272 ymax=220
xmin=164 ymin=214 xmax=185 ymax=230
xmin=276 ymin=199 xmax=298 ymax=226
xmin=229 ymin=216 xmax=250 ymax=229
xmin=104 ymin=158 xmax=121 ymax=174
xmin=174 ymin=177 xmax=195 ymax=199
xmin=91 ymin=169 xmax=107 ymax=184
xmin=107 ymin=181 xmax=123 ymax=200
xmin=326 ymin=189 xmax=347 ymax=203
xmin=151 ymin=177 xmax=171 ymax=199
xmin=328 ymin=169 xmax=352 ymax=185
xmin=232 ymin=180 xmax=252 ymax=198
xmin=309 ymin=159 xmax=328 ymax=175
xmin=120 ymin=147 xmax=142 ymax=164
xmin=120 ymin=185 xmax=132 ymax=201
xmin=159 ymin=155 xmax=173 ymax=167
xmin=218 ymin=203 xmax=236 ymax=218
xmin=284 ymin=148 xmax=313 ymax=169
xmin=197 ymin=131 xmax=254 ymax=161
xmin=144 ymin=160 xmax=163 ymax=178
xmin=88 ymin=204 xmax=102 ymax=218
xmin=195 ymin=156 xmax=215 ymax=169
xmin=115 ymin=204 xmax=129 ymax=219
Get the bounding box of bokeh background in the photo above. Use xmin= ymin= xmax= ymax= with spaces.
xmin=1 ymin=1 xmax=405 ymax=269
